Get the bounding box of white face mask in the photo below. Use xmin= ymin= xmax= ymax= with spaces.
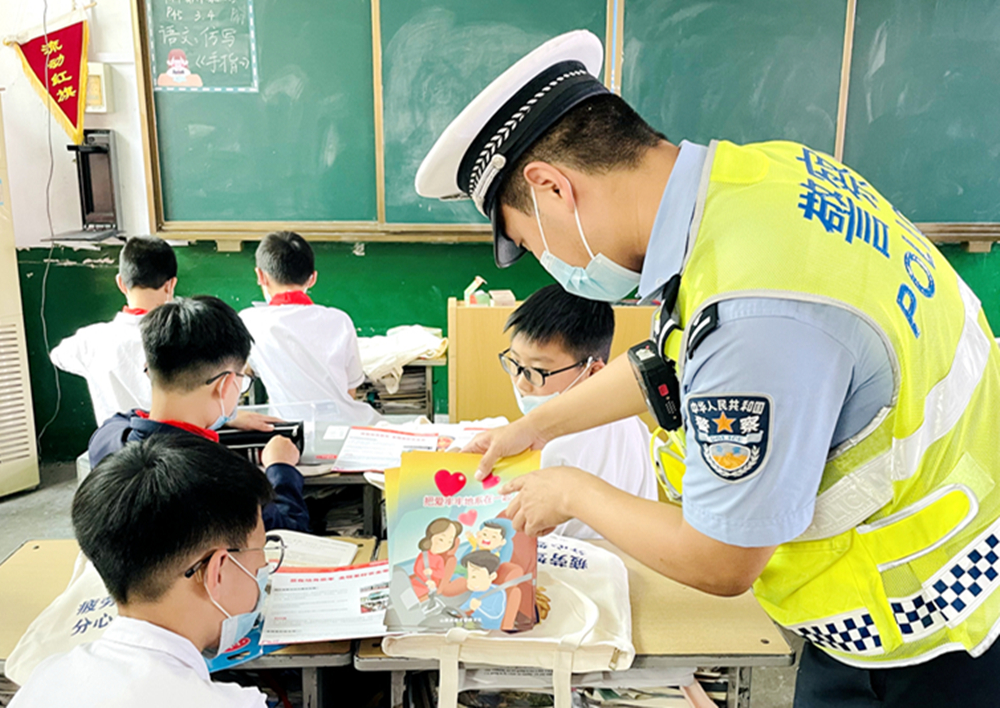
xmin=209 ymin=378 xmax=239 ymax=431
xmin=512 ymin=357 xmax=593 ymax=415
xmin=531 ymin=188 xmax=641 ymax=302
xmin=205 ymin=555 xmax=269 ymax=658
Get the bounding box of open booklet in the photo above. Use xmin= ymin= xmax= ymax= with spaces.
xmin=384 ymin=451 xmax=541 ymax=633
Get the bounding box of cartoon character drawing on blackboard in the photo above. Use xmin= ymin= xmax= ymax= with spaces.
xmin=157 ymin=49 xmax=203 ymax=87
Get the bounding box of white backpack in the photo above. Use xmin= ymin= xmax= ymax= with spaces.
xmin=383 ymin=536 xmax=639 ymax=708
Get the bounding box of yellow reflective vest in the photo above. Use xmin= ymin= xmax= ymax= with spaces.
xmin=662 ymin=140 xmax=1000 ymax=667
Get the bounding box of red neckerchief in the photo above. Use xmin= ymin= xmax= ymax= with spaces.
xmin=133 ymin=409 xmax=220 ymax=442
xmin=122 ymin=307 xmax=148 ymax=316
xmin=269 ymin=291 xmax=314 ymax=306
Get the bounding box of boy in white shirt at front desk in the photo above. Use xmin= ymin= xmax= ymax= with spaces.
xmin=500 ymin=285 xmax=657 ymax=539
xmin=9 ymin=435 xmax=278 ymax=708
xmin=49 ymin=236 xmax=177 ymax=424
xmin=239 ymin=231 xmax=378 ymax=423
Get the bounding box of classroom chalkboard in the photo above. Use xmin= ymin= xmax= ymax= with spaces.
xmin=378 ymin=0 xmax=608 ymax=225
xmin=620 ymin=0 xmax=847 ymax=155
xmin=843 ymin=0 xmax=1000 ymax=223
xmin=150 ymin=0 xmax=378 ymax=222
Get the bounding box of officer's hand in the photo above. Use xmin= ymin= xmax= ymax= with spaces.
xmin=262 ymin=435 xmax=300 ymax=468
xmin=463 ymin=418 xmax=549 ymax=482
xmin=230 ymin=410 xmax=280 ymax=432
xmin=501 ymin=466 xmax=586 ymax=537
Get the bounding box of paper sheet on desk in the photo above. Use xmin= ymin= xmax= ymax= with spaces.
xmin=332 ymin=427 xmax=439 ymax=471
xmin=259 ymin=561 xmax=390 ymax=645
xmin=271 ymin=530 xmax=359 ymax=568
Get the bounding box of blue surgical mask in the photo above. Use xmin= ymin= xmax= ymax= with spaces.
xmin=511 ymin=358 xmax=593 ymax=415
xmin=206 ymin=556 xmax=269 ymax=658
xmin=532 ymin=188 xmax=641 ymax=302
xmin=210 ymin=395 xmax=238 ymax=431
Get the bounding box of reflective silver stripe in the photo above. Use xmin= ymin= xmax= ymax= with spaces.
xmin=798 ymin=278 xmax=992 ymax=541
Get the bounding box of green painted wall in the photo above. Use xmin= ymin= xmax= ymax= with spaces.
xmin=18 ymin=242 xmax=554 ymax=462
xmin=16 ymin=243 xmax=1000 ymax=463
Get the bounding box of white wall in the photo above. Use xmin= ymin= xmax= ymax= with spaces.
xmin=0 ymin=0 xmax=150 ymax=247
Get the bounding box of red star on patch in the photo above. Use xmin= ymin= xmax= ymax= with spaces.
xmin=713 ymin=412 xmax=735 ymax=433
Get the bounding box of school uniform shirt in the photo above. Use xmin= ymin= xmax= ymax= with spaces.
xmin=49 ymin=309 xmax=152 ymax=424
xmin=8 ymin=616 xmax=265 ymax=708
xmin=239 ymin=293 xmax=379 ymax=423
xmin=541 ymin=416 xmax=658 ymax=540
xmin=637 ymin=141 xmax=893 ymax=548
xmin=88 ymin=411 xmax=310 ymax=532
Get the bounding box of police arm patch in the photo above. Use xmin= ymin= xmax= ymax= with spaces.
xmin=687 ymin=394 xmax=772 ymax=483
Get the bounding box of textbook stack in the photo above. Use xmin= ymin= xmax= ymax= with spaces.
xmin=356 ymin=366 xmax=432 ymax=417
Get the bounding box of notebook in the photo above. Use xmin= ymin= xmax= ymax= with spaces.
xmin=384 ymin=451 xmax=541 ymax=633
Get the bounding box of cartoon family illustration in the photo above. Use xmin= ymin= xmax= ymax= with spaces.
xmin=387 ymin=514 xmax=536 ymax=632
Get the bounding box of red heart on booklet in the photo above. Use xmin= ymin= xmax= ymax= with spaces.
xmin=481 ymin=473 xmax=500 ymax=489
xmin=434 ymin=469 xmax=467 ymax=496
xmin=458 ymin=509 xmax=477 ymax=526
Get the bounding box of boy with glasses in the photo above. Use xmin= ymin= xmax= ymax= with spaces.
xmin=499 ymin=285 xmax=656 ymax=539
xmin=88 ymin=296 xmax=309 ymax=532
xmin=10 ymin=435 xmax=283 ymax=707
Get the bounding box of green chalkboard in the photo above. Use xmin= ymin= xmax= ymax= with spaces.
xmin=621 ymin=0 xmax=846 ymax=154
xmin=379 ymin=0 xmax=608 ymax=224
xmin=150 ymin=0 xmax=378 ymax=222
xmin=843 ymin=0 xmax=1000 ymax=222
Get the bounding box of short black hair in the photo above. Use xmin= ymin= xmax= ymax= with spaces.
xmin=141 ymin=295 xmax=253 ymax=391
xmin=506 ymin=284 xmax=615 ymax=363
xmin=461 ymin=550 xmax=501 ymax=575
xmin=482 ymin=521 xmax=507 ymax=539
xmin=72 ymin=435 xmax=273 ymax=604
xmin=119 ymin=236 xmax=178 ymax=290
xmin=255 ymin=231 xmax=315 ymax=286
xmin=497 ymin=93 xmax=665 ymax=215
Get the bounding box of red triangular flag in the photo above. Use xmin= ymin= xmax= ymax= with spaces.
xmin=10 ymin=9 xmax=89 ymax=144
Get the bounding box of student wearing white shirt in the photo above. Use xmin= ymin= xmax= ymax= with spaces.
xmin=50 ymin=236 xmax=177 ymax=424
xmin=239 ymin=231 xmax=379 ymax=423
xmin=500 ymin=285 xmax=657 ymax=539
xmin=10 ymin=435 xmax=282 ymax=708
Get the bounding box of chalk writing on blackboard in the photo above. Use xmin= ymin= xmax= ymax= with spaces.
xmin=147 ymin=0 xmax=259 ymax=92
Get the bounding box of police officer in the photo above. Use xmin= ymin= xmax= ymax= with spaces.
xmin=415 ymin=30 xmax=1000 ymax=706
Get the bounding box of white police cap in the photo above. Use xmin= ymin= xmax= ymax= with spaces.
xmin=415 ymin=30 xmax=606 ymax=268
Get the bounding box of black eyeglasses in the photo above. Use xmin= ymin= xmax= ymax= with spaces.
xmin=183 ymin=534 xmax=286 ymax=578
xmin=205 ymin=370 xmax=256 ymax=396
xmin=498 ymin=348 xmax=587 ymax=388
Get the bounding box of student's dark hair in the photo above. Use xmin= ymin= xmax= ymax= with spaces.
xmin=482 ymin=520 xmax=507 ymax=539
xmin=72 ymin=435 xmax=273 ymax=604
xmin=119 ymin=236 xmax=177 ymax=290
xmin=255 ymin=231 xmax=315 ymax=286
xmin=497 ymin=93 xmax=666 ymax=214
xmin=461 ymin=550 xmax=501 ymax=575
xmin=141 ymin=295 xmax=253 ymax=391
xmin=506 ymin=284 xmax=615 ymax=363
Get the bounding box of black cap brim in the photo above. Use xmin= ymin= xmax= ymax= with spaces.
xmin=489 ymin=200 xmax=527 ymax=268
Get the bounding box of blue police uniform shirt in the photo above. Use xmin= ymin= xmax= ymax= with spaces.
xmin=640 ymin=141 xmax=894 ymax=548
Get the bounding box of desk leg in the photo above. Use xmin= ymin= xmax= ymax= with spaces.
xmin=303 ymin=667 xmax=326 ymax=708
xmin=391 ymin=670 xmax=406 ymax=708
xmin=725 ymin=666 xmax=751 ymax=708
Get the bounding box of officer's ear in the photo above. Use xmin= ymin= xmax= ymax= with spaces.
xmin=522 ymin=161 xmax=577 ymax=214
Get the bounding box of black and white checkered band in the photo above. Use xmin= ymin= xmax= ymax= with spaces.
xmin=891 ymin=522 xmax=1000 ymax=642
xmin=457 ymin=60 xmax=608 ymax=217
xmin=466 ymin=68 xmax=587 ymax=208
xmin=790 ymin=610 xmax=884 ymax=655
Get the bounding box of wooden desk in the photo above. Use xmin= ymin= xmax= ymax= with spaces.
xmin=355 ymin=541 xmax=792 ymax=708
xmin=0 ymin=541 xmax=79 ymax=663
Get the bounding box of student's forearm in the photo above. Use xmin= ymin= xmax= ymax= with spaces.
xmin=529 ymin=352 xmax=647 ymax=441
xmin=567 ymin=475 xmax=773 ymax=597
